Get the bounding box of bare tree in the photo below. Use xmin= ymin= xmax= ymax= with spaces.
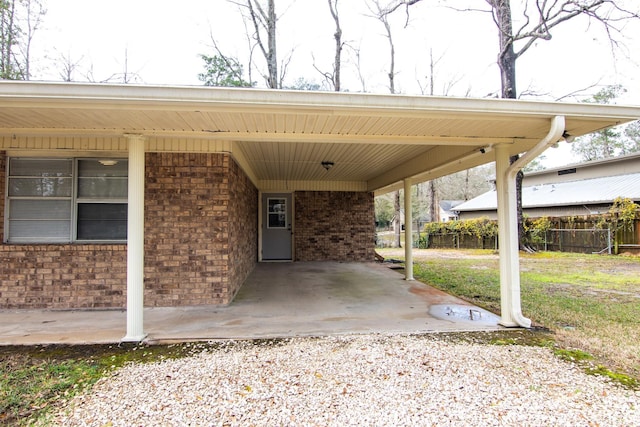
xmin=428 ymin=179 xmax=439 ymax=221
xmin=487 ymin=0 xmax=639 ymax=100
xmin=485 ymin=0 xmax=639 ymax=247
xmin=384 ymin=0 xmax=638 ymax=98
xmin=328 ymin=0 xmax=342 ymax=91
xmin=21 ymin=0 xmax=44 ymax=80
xmin=313 ymin=0 xmax=343 ymax=91
xmin=235 ymin=0 xmax=279 ymax=88
xmin=416 ymin=49 xmax=460 ymax=224
xmin=416 ymin=48 xmax=436 ymax=96
xmin=394 ymin=0 xmax=639 ymax=246
xmin=437 ymin=164 xmax=494 ymax=202
xmin=55 ymin=50 xmax=83 ymax=82
xmin=0 ymin=0 xmax=20 ymax=79
xmin=345 ymin=43 xmax=367 ymax=92
xmin=369 ymin=0 xmax=403 ymax=246
xmin=369 ymin=0 xmax=398 ymax=94
xmin=85 ymin=49 xmax=142 ymax=84
xmin=0 ymin=0 xmax=43 ymax=80
xmin=112 ymin=48 xmax=141 ymax=84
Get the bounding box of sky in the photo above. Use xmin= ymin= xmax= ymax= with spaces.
xmin=31 ymin=0 xmax=640 ymax=167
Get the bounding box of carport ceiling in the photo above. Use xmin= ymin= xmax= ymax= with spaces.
xmin=0 ymin=82 xmax=639 ymax=192
xmin=237 ymin=141 xmax=430 ymax=183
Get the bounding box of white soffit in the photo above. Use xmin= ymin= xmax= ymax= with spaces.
xmin=0 ymin=82 xmax=639 ymax=192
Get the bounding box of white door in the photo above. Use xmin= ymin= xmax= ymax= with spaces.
xmin=262 ymin=193 xmax=292 ymax=260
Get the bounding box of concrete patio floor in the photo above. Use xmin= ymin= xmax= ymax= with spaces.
xmin=0 ymin=262 xmax=502 ymax=345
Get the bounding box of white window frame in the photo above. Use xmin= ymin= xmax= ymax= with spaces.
xmin=5 ymin=157 xmax=128 ymax=244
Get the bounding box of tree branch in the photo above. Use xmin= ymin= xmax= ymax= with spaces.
xmin=207 ymin=31 xmax=248 ymax=84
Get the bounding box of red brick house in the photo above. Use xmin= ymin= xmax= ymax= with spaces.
xmin=1 ymin=82 xmax=638 ymax=340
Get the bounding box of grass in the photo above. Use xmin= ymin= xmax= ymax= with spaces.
xmin=381 ymin=248 xmax=640 ymax=385
xmin=0 ymin=343 xmax=209 ymax=425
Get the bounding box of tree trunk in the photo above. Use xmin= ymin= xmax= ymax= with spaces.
xmin=246 ymin=0 xmax=278 ymax=89
xmin=328 ymin=0 xmax=342 ymax=91
xmin=512 ymin=155 xmax=525 ymax=247
xmin=464 ymin=169 xmax=471 ymax=200
xmin=0 ymin=0 xmax=17 ymax=79
xmin=384 ymin=16 xmax=395 ymax=94
xmin=376 ymin=2 xmax=400 ymax=245
xmin=491 ymin=0 xmax=517 ymax=99
xmin=491 ymin=0 xmax=525 ymax=248
xmin=428 ymin=180 xmax=439 ymax=222
xmin=394 ymin=190 xmax=401 ymax=248
xmin=266 ymin=0 xmax=278 ymax=89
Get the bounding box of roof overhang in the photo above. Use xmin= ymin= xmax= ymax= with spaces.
xmin=1 ymin=81 xmax=639 ymax=194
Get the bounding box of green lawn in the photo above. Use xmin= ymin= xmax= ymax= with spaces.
xmin=379 ymin=248 xmax=640 ymax=382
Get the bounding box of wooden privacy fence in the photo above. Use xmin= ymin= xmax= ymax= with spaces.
xmin=420 ymin=233 xmax=497 ymax=250
xmin=530 ymin=228 xmax=612 ymax=254
xmin=412 ymin=216 xmax=640 ymax=255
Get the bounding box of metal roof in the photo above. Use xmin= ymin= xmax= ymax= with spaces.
xmin=455 ymin=172 xmax=640 ymax=211
xmin=1 ymin=82 xmax=640 ymax=193
xmin=525 ymin=151 xmax=640 ymax=178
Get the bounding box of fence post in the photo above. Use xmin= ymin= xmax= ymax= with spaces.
xmin=559 ymin=229 xmax=563 ymax=252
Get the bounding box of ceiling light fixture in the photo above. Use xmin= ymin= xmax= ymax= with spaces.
xmin=98 ymin=159 xmax=119 ymax=166
xmin=321 ymin=161 xmax=334 ymax=171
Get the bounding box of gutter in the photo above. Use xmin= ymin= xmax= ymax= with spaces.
xmin=509 ymin=116 xmax=567 ymax=174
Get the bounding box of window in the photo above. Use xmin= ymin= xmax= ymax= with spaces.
xmin=6 ymin=158 xmax=128 ymax=243
xmin=76 ymin=159 xmax=128 ymax=240
xmin=267 ymin=198 xmax=287 ymax=229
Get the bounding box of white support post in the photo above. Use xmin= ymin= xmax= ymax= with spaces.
xmin=404 ymin=179 xmax=414 ymax=281
xmin=122 ymin=135 xmax=147 ymax=342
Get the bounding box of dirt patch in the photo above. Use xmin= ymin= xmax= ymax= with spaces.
xmin=409 ymin=284 xmax=456 ymax=304
xmin=377 ymin=248 xmax=499 ymax=261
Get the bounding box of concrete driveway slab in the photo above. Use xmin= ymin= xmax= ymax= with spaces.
xmin=0 ymin=262 xmax=501 ymax=345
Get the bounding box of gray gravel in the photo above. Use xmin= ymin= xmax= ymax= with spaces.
xmin=50 ymin=334 xmax=639 ymax=426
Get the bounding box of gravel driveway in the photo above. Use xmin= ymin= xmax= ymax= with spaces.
xmin=49 ymin=334 xmax=639 ymax=426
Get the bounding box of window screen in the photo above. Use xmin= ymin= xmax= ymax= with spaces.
xmin=7 ymin=158 xmax=73 ymax=242
xmin=5 ymin=157 xmax=128 ymax=243
xmin=77 ymin=159 xmax=128 ymax=198
xmin=77 ymin=203 xmax=127 ymax=240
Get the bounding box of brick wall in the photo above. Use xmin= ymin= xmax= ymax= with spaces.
xmin=144 ymin=152 xmax=257 ymax=306
xmin=227 ymin=158 xmax=258 ymax=302
xmin=0 ymin=245 xmax=127 ymax=308
xmin=0 ymin=152 xmax=4 ymax=243
xmin=294 ymin=191 xmax=375 ymax=262
xmin=0 ymin=151 xmax=258 ymax=309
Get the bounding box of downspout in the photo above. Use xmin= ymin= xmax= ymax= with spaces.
xmin=497 ymin=115 xmax=565 ymax=328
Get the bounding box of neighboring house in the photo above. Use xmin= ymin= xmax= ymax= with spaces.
xmin=455 ymin=153 xmax=640 ymax=220
xmin=1 ymin=81 xmax=639 ymax=336
xmin=439 ymin=200 xmax=464 ymax=222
